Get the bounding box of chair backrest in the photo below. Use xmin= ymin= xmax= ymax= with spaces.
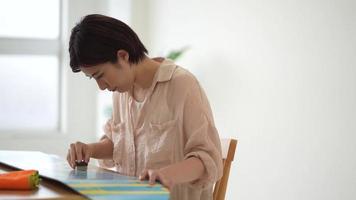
xmin=213 ymin=138 xmax=238 ymax=200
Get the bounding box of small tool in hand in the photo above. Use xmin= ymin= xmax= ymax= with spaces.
xmin=75 ymin=160 xmax=88 ymax=171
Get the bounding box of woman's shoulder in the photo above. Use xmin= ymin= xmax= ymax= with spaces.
xmin=171 ymin=65 xmax=199 ymax=88
xmin=158 ymin=59 xmax=203 ymax=97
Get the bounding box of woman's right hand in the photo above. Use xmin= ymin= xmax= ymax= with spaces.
xmin=66 ymin=141 xmax=93 ymax=169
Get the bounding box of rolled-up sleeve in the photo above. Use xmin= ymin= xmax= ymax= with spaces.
xmin=98 ymin=118 xmax=115 ymax=168
xmin=182 ymin=79 xmax=223 ymax=189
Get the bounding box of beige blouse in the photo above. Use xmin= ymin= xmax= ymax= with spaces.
xmin=99 ymin=59 xmax=223 ymax=200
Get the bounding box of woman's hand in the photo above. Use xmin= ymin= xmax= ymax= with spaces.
xmin=66 ymin=141 xmax=93 ymax=169
xmin=139 ymin=168 xmax=174 ymax=190
xmin=139 ymin=157 xmax=205 ymax=190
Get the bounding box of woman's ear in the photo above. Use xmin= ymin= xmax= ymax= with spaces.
xmin=116 ymin=50 xmax=129 ymax=63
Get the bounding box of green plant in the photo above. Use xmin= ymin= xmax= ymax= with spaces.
xmin=166 ymin=46 xmax=189 ymax=61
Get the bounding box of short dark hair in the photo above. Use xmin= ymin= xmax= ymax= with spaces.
xmin=69 ymin=14 xmax=148 ymax=73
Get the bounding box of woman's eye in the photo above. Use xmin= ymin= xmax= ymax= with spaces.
xmin=97 ymin=74 xmax=104 ymax=79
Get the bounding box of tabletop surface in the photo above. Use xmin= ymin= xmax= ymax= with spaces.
xmin=0 ymin=150 xmax=169 ymax=200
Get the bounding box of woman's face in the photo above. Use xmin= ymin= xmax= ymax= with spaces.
xmin=80 ymin=54 xmax=135 ymax=93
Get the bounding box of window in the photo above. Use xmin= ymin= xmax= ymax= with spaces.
xmin=0 ymin=0 xmax=62 ymax=132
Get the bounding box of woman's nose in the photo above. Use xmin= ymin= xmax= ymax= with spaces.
xmin=96 ymin=79 xmax=107 ymax=90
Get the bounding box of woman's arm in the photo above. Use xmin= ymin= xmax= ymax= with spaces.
xmin=139 ymin=157 xmax=205 ymax=190
xmin=87 ymin=137 xmax=114 ymax=159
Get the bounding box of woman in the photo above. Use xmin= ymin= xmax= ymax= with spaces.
xmin=67 ymin=14 xmax=222 ymax=200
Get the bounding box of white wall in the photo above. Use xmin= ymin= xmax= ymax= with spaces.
xmin=132 ymin=0 xmax=356 ymax=199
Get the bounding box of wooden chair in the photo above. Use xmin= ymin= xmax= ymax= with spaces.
xmin=213 ymin=138 xmax=238 ymax=200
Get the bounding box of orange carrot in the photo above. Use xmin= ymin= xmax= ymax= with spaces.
xmin=0 ymin=170 xmax=40 ymax=190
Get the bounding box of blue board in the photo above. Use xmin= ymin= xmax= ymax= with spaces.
xmin=0 ymin=151 xmax=169 ymax=200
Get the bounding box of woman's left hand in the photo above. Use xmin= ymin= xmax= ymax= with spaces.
xmin=139 ymin=168 xmax=174 ymax=190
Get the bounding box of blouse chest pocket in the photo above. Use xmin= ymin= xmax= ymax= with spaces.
xmin=145 ymin=118 xmax=178 ymax=167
